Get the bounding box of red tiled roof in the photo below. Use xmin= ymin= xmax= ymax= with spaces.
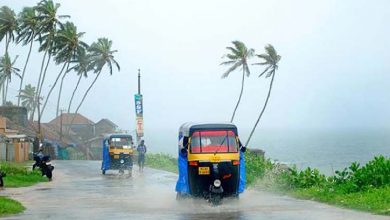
xmin=96 ymin=118 xmax=118 ymax=128
xmin=49 ymin=113 xmax=94 ymax=126
xmin=30 ymin=122 xmax=81 ymax=145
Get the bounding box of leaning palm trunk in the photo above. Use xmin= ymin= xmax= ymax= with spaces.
xmin=40 ymin=62 xmax=69 ymax=116
xmin=2 ymin=82 xmax=7 ymax=105
xmin=32 ymin=50 xmax=48 ymax=119
xmin=230 ymin=69 xmax=246 ymax=122
xmin=30 ymin=102 xmax=36 ymax=121
xmin=3 ymin=80 xmax=10 ymax=104
xmin=18 ymin=40 xmax=34 ymax=106
xmin=67 ymin=74 xmax=82 ymax=113
xmin=5 ymin=35 xmax=9 ymax=55
xmin=69 ymin=70 xmax=101 ymax=128
xmin=29 ymin=103 xmax=35 ymax=121
xmin=38 ymin=53 xmax=52 ymax=99
xmin=245 ymin=73 xmax=275 ymax=147
xmin=56 ymin=69 xmax=69 ymax=117
xmin=1 ymin=83 xmax=4 ymax=105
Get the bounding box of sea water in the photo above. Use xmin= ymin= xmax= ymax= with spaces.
xmin=146 ymin=128 xmax=390 ymax=176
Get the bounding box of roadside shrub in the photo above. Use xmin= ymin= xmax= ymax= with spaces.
xmin=287 ymin=166 xmax=327 ymax=189
xmin=0 ymin=162 xmax=29 ymax=175
xmin=245 ymin=151 xmax=274 ymax=185
xmin=333 ymin=155 xmax=390 ymax=192
xmin=0 ymin=196 xmax=25 ymax=217
xmin=145 ymin=153 xmax=178 ymax=173
xmin=0 ymin=162 xmax=46 ymax=187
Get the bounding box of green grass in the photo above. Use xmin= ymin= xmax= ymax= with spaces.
xmin=0 ymin=196 xmax=25 ymax=217
xmin=0 ymin=162 xmax=48 ymax=188
xmin=5 ymin=172 xmax=48 ymax=187
xmin=245 ymin=153 xmax=390 ymax=215
xmin=290 ymin=186 xmax=390 ymax=215
xmin=145 ymin=153 xmax=178 ymax=173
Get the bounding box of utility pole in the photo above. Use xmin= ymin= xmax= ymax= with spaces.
xmin=135 ymin=68 xmax=143 ymax=146
xmin=138 ymin=68 xmax=141 ymax=95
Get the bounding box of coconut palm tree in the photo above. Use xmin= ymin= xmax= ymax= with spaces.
xmin=16 ymin=7 xmax=39 ymax=106
xmin=18 ymin=84 xmax=36 ymax=120
xmin=0 ymin=6 xmax=18 ymax=54
xmin=32 ymin=0 xmax=69 ymax=118
xmin=221 ymin=41 xmax=254 ymax=122
xmin=0 ymin=53 xmax=21 ymax=104
xmin=245 ymin=44 xmax=281 ymax=147
xmin=67 ymin=48 xmax=91 ymax=114
xmin=71 ymin=38 xmax=119 ymax=122
xmin=39 ymin=21 xmax=87 ymax=117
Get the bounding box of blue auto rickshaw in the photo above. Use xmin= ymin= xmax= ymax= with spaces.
xmin=175 ymin=122 xmax=246 ymax=205
xmin=101 ymin=134 xmax=134 ymax=175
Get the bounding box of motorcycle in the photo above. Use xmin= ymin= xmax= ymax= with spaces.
xmin=33 ymin=153 xmax=54 ymax=181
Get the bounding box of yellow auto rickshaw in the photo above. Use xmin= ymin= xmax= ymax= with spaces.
xmin=175 ymin=122 xmax=246 ymax=205
xmin=101 ymin=134 xmax=134 ymax=175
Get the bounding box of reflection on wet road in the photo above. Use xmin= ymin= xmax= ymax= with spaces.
xmin=1 ymin=161 xmax=389 ymax=220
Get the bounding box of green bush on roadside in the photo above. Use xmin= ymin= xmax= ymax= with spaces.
xmin=244 ymin=153 xmax=390 ymax=215
xmin=0 ymin=196 xmax=25 ymax=217
xmin=145 ymin=153 xmax=178 ymax=173
xmin=286 ymin=166 xmax=327 ymax=189
xmin=245 ymin=151 xmax=274 ymax=185
xmin=0 ymin=162 xmax=29 ymax=175
xmin=332 ymin=155 xmax=390 ymax=192
xmin=0 ymin=162 xmax=47 ymax=187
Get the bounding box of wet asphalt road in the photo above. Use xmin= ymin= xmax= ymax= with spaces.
xmin=1 ymin=160 xmax=389 ymax=220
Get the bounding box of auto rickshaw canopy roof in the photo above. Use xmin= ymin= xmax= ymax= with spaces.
xmin=103 ymin=133 xmax=133 ymax=141
xmin=179 ymin=122 xmax=238 ymax=137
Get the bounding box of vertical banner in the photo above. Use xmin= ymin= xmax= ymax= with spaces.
xmin=134 ymin=94 xmax=144 ymax=137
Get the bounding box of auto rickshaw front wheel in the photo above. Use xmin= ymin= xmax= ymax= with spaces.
xmin=128 ymin=169 xmax=132 ymax=177
xmin=176 ymin=192 xmax=187 ymax=201
xmin=102 ymin=170 xmax=106 ymax=175
xmin=209 ymin=194 xmax=222 ymax=206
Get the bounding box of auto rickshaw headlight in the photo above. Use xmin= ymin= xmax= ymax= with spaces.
xmin=213 ymin=179 xmax=221 ymax=187
xmin=120 ymin=159 xmax=124 ymax=164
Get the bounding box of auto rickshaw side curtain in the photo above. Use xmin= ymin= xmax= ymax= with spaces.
xmin=101 ymin=139 xmax=110 ymax=171
xmin=175 ymin=150 xmax=190 ymax=194
xmin=239 ymin=150 xmax=246 ymax=193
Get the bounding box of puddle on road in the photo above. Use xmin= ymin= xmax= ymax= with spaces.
xmin=35 ymin=188 xmax=51 ymax=191
xmin=9 ymin=161 xmax=386 ymax=220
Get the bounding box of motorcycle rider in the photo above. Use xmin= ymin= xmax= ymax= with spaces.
xmin=37 ymin=146 xmax=44 ymax=159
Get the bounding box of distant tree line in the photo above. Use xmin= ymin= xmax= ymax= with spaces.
xmin=0 ymin=0 xmax=120 ymax=123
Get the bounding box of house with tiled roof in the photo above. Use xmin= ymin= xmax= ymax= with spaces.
xmin=49 ymin=113 xmax=95 ymax=141
xmin=95 ymin=119 xmax=118 ymax=136
xmin=0 ymin=116 xmax=34 ymax=162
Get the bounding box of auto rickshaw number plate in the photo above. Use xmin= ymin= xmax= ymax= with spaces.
xmin=198 ymin=167 xmax=210 ymax=175
xmin=210 ymin=155 xmax=221 ymax=163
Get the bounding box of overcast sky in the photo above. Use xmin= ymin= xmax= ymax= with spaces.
xmin=2 ymin=0 xmax=390 ymax=144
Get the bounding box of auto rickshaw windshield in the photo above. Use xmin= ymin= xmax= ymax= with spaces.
xmin=110 ymin=137 xmax=132 ymax=148
xmin=190 ymin=130 xmax=238 ymax=153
